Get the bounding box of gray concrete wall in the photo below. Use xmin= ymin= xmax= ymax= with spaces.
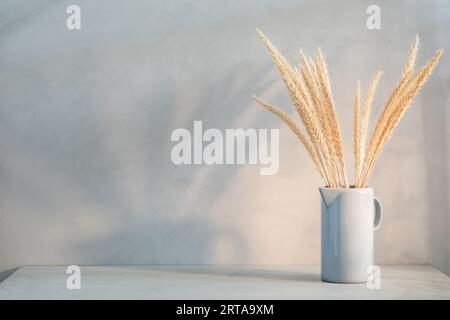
xmin=0 ymin=0 xmax=448 ymax=276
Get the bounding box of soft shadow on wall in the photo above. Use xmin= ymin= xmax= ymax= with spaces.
xmin=0 ymin=0 xmax=448 ymax=273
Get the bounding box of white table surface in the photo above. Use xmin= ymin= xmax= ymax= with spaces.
xmin=0 ymin=265 xmax=449 ymax=300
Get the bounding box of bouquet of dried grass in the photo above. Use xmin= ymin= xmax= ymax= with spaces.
xmin=254 ymin=30 xmax=443 ymax=188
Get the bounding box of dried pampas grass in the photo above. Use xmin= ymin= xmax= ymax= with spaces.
xmin=254 ymin=30 xmax=442 ymax=188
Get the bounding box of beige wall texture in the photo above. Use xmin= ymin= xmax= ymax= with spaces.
xmin=0 ymin=0 xmax=449 ymax=277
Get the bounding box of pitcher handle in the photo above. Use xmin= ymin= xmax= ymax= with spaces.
xmin=374 ymin=196 xmax=382 ymax=231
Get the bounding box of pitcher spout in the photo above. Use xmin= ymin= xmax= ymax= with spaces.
xmin=319 ymin=188 xmax=328 ymax=209
xmin=319 ymin=187 xmax=342 ymax=209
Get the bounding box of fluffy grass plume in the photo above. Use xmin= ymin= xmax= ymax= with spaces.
xmin=356 ymin=71 xmax=383 ymax=187
xmin=360 ymin=47 xmax=443 ymax=186
xmin=254 ymin=31 xmax=442 ymax=188
xmin=353 ymin=81 xmax=361 ymax=185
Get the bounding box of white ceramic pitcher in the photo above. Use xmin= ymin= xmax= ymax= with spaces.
xmin=319 ymin=187 xmax=382 ymax=283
